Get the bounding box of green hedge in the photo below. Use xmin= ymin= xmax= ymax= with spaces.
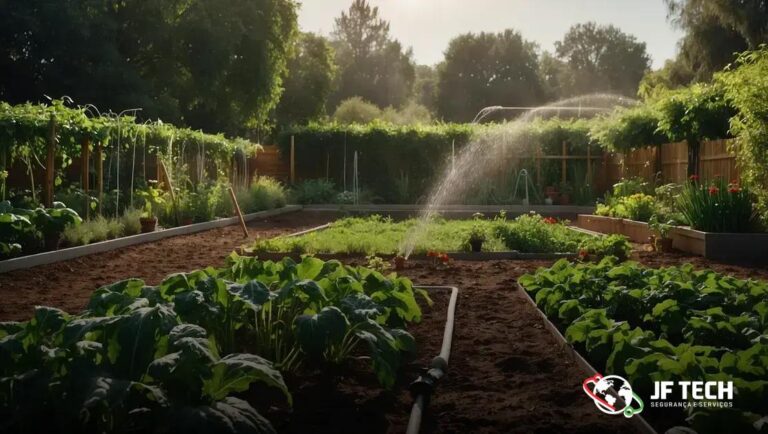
xmin=277 ymin=120 xmax=603 ymax=202
xmin=0 ymin=100 xmax=258 ymax=171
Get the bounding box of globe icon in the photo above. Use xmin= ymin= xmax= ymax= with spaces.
xmin=588 ymin=375 xmax=635 ymax=414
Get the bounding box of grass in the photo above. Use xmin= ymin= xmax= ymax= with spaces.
xmin=251 ymin=213 xmax=590 ymax=255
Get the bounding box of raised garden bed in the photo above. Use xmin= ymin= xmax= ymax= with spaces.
xmin=518 ymin=258 xmax=768 ymax=434
xmin=247 ymin=214 xmax=597 ymax=259
xmin=576 ymin=214 xmax=652 ymax=243
xmin=670 ymin=226 xmax=768 ymax=262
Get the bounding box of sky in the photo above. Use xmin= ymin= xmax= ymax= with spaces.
xmin=297 ymin=0 xmax=683 ymax=69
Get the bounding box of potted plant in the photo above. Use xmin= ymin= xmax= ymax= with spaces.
xmin=649 ymin=216 xmax=674 ymax=253
xmin=467 ymin=224 xmax=487 ymax=252
xmin=137 ymin=181 xmax=165 ymax=233
xmin=545 ymin=186 xmax=558 ymax=204
xmin=393 ymin=255 xmax=406 ymax=270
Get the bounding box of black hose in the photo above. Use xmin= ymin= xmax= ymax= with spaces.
xmin=406 ymin=285 xmax=459 ymax=434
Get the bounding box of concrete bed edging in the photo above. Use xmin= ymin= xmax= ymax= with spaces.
xmin=0 ymin=205 xmax=302 ymax=274
xmin=303 ymin=203 xmax=596 ymax=215
xmin=518 ymin=282 xmax=658 ymax=434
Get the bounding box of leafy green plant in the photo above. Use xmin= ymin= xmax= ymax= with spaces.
xmin=577 ymin=234 xmax=632 ymax=261
xmin=519 ymin=259 xmax=768 ymax=433
xmin=247 ymin=176 xmax=287 ymax=212
xmin=290 ymin=179 xmax=337 ymax=204
xmin=62 ymin=216 xmax=124 ymax=246
xmin=678 ymin=177 xmax=759 ymax=232
xmin=494 ymin=213 xmax=584 ymax=254
xmin=120 ymin=207 xmax=142 ymax=236
xmin=136 ymin=181 xmax=165 ymax=219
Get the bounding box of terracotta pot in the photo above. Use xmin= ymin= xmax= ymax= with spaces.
xmin=140 ymin=217 xmax=158 ymax=233
xmin=469 ymin=239 xmax=483 ymax=253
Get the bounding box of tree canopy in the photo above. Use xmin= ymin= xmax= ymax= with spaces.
xmin=0 ymin=0 xmax=299 ymax=136
xmin=549 ymin=22 xmax=651 ymax=98
xmin=330 ymin=0 xmax=415 ymax=109
xmin=436 ymin=30 xmax=545 ymax=122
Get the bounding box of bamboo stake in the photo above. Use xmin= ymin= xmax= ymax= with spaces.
xmin=228 ymin=186 xmax=249 ymax=238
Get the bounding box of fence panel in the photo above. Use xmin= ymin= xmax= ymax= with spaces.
xmin=253 ymin=145 xmax=290 ymax=182
xmin=700 ymin=139 xmax=739 ymax=182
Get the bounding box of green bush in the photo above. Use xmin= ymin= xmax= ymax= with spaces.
xmin=120 ymin=208 xmax=142 ymax=235
xmin=249 ymin=176 xmax=287 ymax=211
xmin=290 ymin=179 xmax=337 ymax=204
xmin=332 ymin=97 xmax=382 ymax=124
xmin=578 ymin=234 xmax=631 ymax=261
xmin=595 ymin=193 xmax=656 ymax=222
xmin=62 ymin=216 xmax=124 ymax=246
xmin=493 ymin=213 xmax=584 ymax=254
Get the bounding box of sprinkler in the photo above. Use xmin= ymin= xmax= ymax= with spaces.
xmin=512 ymin=169 xmax=531 ymax=206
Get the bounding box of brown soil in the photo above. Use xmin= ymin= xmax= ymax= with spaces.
xmin=3 ymin=212 xmax=767 ymax=434
xmin=0 ymin=210 xmax=340 ymax=320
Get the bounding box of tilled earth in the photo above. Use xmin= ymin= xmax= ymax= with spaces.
xmin=2 ymin=212 xmax=767 ymax=433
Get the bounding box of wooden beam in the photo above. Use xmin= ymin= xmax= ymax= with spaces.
xmin=44 ymin=115 xmax=56 ymax=207
xmin=81 ymin=137 xmax=90 ymax=219
xmin=228 ymin=186 xmax=249 ymax=238
xmin=96 ymin=143 xmax=104 ymax=216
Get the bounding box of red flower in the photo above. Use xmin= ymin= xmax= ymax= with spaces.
xmin=578 ymin=249 xmax=588 ymax=258
xmin=708 ymin=186 xmax=719 ymax=196
xmin=439 ymin=253 xmax=450 ymax=263
xmin=427 ymin=250 xmax=436 ymax=257
xmin=543 ymin=217 xmax=558 ymax=224
xmin=729 ymin=186 xmax=741 ymax=193
xmin=689 ymin=174 xmax=700 ymax=182
xmin=731 ymin=179 xmax=739 ymax=185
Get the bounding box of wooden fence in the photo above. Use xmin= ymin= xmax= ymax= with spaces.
xmin=607 ymin=139 xmax=739 ymax=186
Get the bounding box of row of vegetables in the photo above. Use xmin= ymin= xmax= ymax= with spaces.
xmin=0 ymin=255 xmax=430 ymax=433
xmin=519 ymin=258 xmax=768 ymax=433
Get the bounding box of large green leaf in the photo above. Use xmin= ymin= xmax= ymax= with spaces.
xmin=167 ymin=397 xmax=276 ymax=434
xmin=295 ymin=307 xmax=349 ymax=357
xmin=203 ymin=354 xmax=290 ymax=403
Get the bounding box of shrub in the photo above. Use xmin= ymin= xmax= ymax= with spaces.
xmin=494 ymin=213 xmax=583 ymax=253
xmin=332 ymin=97 xmax=382 ymax=124
xmin=677 ymin=177 xmax=759 ymax=232
xmin=249 ymin=176 xmax=287 ymax=211
xmin=290 ymin=179 xmax=337 ymax=204
xmin=121 ymin=208 xmax=142 ymax=235
xmin=62 ymin=216 xmax=124 ymax=246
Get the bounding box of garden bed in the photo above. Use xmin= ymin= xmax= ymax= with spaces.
xmin=670 ymin=226 xmax=768 ymax=262
xmin=247 ymin=214 xmax=599 ymax=259
xmin=577 ymin=214 xmax=652 ymax=243
xmin=0 ymin=205 xmax=302 ymax=273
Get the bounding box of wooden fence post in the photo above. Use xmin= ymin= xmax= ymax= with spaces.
xmin=586 ymin=144 xmax=592 ymax=185
xmin=44 ymin=115 xmax=57 ymax=207
xmin=561 ymin=141 xmax=567 ymax=184
xmin=81 ymin=137 xmax=90 ymax=219
xmin=96 ymin=143 xmax=104 ymax=216
xmin=290 ymin=135 xmax=295 ymax=184
xmin=535 ymin=147 xmax=542 ymax=186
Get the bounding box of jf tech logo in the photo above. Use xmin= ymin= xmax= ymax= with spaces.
xmin=582 ymin=373 xmax=644 ymax=418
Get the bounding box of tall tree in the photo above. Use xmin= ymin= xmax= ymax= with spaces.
xmin=0 ymin=0 xmax=299 ymax=135
xmin=435 ymin=30 xmax=545 ymax=122
xmin=412 ymin=65 xmax=438 ymax=113
xmin=552 ymin=22 xmax=651 ymax=97
xmin=330 ymin=0 xmax=415 ymax=109
xmin=275 ymin=32 xmax=337 ymax=126
xmin=663 ymin=0 xmax=763 ymax=83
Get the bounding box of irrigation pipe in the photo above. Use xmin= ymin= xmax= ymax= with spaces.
xmin=406 ymin=285 xmax=459 ymax=434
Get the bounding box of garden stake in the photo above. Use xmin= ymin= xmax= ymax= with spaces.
xmin=228 ymin=186 xmax=249 ymax=238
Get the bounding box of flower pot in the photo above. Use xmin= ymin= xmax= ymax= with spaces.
xmin=544 ymin=197 xmax=553 ymax=205
xmin=469 ymin=239 xmax=483 ymax=252
xmin=140 ymin=217 xmax=158 ymax=233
